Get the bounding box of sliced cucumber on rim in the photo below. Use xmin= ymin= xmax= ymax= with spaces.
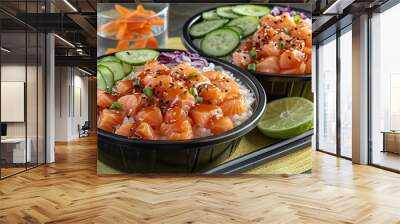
xmin=232 ymin=5 xmax=270 ymax=17
xmin=227 ymin=16 xmax=259 ymax=37
xmin=97 ymin=71 xmax=107 ymax=91
xmin=97 ymin=65 xmax=114 ymax=90
xmin=122 ymin=62 xmax=132 ymax=75
xmin=216 ymin=7 xmax=240 ymax=19
xmin=202 ymin=10 xmax=221 ymax=20
xmin=189 ymin=19 xmax=229 ymax=37
xmin=115 ymin=49 xmax=160 ymax=65
xmin=201 ymin=28 xmax=240 ymax=57
xmin=98 ymin=61 xmax=125 ymax=81
xmin=225 ymin=26 xmax=243 ymax=36
xmin=100 ymin=55 xmax=120 ymax=63
xmin=193 ymin=38 xmax=203 ymax=49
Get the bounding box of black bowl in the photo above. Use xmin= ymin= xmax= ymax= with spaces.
xmin=181 ymin=4 xmax=312 ymax=100
xmin=97 ymin=49 xmax=267 ymax=173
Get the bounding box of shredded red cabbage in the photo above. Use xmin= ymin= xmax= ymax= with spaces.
xmin=270 ymin=6 xmax=308 ymax=19
xmin=158 ymin=51 xmax=209 ymax=68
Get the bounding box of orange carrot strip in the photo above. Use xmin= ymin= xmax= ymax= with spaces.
xmin=117 ymin=40 xmax=130 ymax=50
xmin=105 ymin=48 xmax=119 ymax=55
xmin=136 ymin=5 xmax=145 ymax=12
xmin=116 ymin=22 xmax=128 ymax=40
xmin=146 ymin=37 xmax=158 ymax=48
xmin=128 ymin=27 xmax=152 ymax=34
xmin=119 ymin=32 xmax=134 ymax=40
xmin=125 ymin=20 xmax=146 ymax=28
xmin=133 ymin=39 xmax=148 ymax=49
xmin=100 ymin=21 xmax=118 ymax=33
xmin=115 ymin=4 xmax=131 ymax=16
xmin=149 ymin=17 xmax=164 ymax=26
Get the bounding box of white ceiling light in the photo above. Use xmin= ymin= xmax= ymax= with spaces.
xmin=1 ymin=47 xmax=11 ymax=53
xmin=54 ymin=34 xmax=75 ymax=48
xmin=63 ymin=0 xmax=78 ymax=12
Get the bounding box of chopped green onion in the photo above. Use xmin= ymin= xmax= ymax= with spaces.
xmin=134 ymin=79 xmax=141 ymax=87
xmin=189 ymin=87 xmax=198 ymax=96
xmin=195 ymin=96 xmax=203 ymax=104
xmin=279 ymin=40 xmax=285 ymax=49
xmin=186 ymin=71 xmax=198 ymax=77
xmin=106 ymin=86 xmax=113 ymax=93
xmin=283 ymin=27 xmax=289 ymax=34
xmin=247 ymin=64 xmax=256 ymax=72
xmin=110 ymin=102 xmax=122 ymax=110
xmin=293 ymin=15 xmax=301 ymax=24
xmin=249 ymin=49 xmax=257 ymax=60
xmin=143 ymin=87 xmax=153 ymax=97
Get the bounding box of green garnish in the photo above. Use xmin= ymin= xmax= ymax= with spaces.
xmin=186 ymin=71 xmax=198 ymax=77
xmin=247 ymin=63 xmax=256 ymax=72
xmin=106 ymin=86 xmax=113 ymax=93
xmin=293 ymin=15 xmax=300 ymax=24
xmin=143 ymin=87 xmax=153 ymax=97
xmin=189 ymin=87 xmax=199 ymax=96
xmin=110 ymin=102 xmax=123 ymax=110
xmin=283 ymin=27 xmax=289 ymax=34
xmin=249 ymin=49 xmax=257 ymax=60
xmin=134 ymin=79 xmax=141 ymax=87
xmin=279 ymin=40 xmax=285 ymax=49
xmin=195 ymin=96 xmax=203 ymax=103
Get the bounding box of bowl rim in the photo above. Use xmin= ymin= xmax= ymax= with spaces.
xmin=180 ymin=3 xmax=312 ymax=81
xmin=97 ymin=48 xmax=267 ymax=147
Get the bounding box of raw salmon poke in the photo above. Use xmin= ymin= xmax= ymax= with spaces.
xmin=97 ymin=49 xmax=255 ymax=140
xmin=185 ymin=5 xmax=311 ymax=76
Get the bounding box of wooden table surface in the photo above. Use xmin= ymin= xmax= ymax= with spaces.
xmin=1 ymin=135 xmax=400 ymax=223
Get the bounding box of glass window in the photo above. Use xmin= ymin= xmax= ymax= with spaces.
xmin=339 ymin=27 xmax=352 ymax=158
xmin=371 ymin=3 xmax=400 ymax=171
xmin=317 ymin=35 xmax=337 ymax=154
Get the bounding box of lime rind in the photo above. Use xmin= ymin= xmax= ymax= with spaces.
xmin=257 ymin=97 xmax=314 ymax=139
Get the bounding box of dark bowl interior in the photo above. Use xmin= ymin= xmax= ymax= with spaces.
xmin=97 ymin=49 xmax=267 ymax=173
xmin=181 ymin=3 xmax=312 ymax=81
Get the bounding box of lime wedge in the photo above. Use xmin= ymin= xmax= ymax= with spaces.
xmin=257 ymin=97 xmax=314 ymax=139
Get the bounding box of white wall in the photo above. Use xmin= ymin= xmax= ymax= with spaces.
xmin=54 ymin=67 xmax=89 ymax=141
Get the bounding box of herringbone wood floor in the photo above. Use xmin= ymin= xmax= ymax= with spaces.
xmin=1 ymin=135 xmax=400 ymax=224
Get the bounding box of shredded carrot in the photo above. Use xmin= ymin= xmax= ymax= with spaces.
xmin=117 ymin=40 xmax=130 ymax=50
xmin=115 ymin=4 xmax=131 ymax=16
xmin=115 ymin=22 xmax=128 ymax=40
xmin=105 ymin=48 xmax=120 ymax=55
xmin=100 ymin=21 xmax=118 ymax=33
xmin=146 ymin=37 xmax=158 ymax=48
xmin=133 ymin=39 xmax=148 ymax=49
xmin=103 ymin=4 xmax=165 ymax=52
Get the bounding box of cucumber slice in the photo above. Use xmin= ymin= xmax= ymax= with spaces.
xmin=202 ymin=10 xmax=221 ymax=20
xmin=97 ymin=65 xmax=114 ymax=89
xmin=201 ymin=28 xmax=240 ymax=57
xmin=115 ymin=49 xmax=160 ymax=65
xmin=225 ymin=26 xmax=243 ymax=37
xmin=122 ymin=62 xmax=132 ymax=75
xmin=232 ymin=5 xmax=270 ymax=17
xmin=100 ymin=55 xmax=120 ymax=63
xmin=193 ymin=38 xmax=203 ymax=49
xmin=189 ymin=19 xmax=229 ymax=37
xmin=227 ymin=16 xmax=259 ymax=37
xmin=97 ymin=71 xmax=107 ymax=91
xmin=98 ymin=61 xmax=125 ymax=81
xmin=216 ymin=7 xmax=240 ymax=19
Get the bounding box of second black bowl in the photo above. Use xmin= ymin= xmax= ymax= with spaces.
xmin=97 ymin=49 xmax=267 ymax=173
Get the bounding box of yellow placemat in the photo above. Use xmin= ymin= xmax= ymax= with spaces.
xmin=97 ymin=38 xmax=312 ymax=175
